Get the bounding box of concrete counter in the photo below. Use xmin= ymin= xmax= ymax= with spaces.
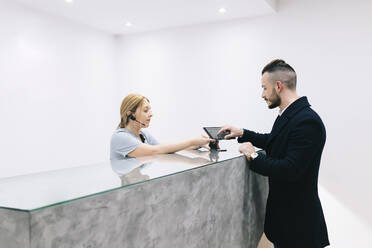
xmin=0 ymin=143 xmax=268 ymax=248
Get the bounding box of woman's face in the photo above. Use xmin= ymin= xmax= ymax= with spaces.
xmin=135 ymin=99 xmax=152 ymax=128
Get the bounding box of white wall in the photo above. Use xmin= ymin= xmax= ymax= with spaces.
xmin=1 ymin=0 xmax=371 ymax=245
xmin=116 ymin=0 xmax=372 ymax=246
xmin=0 ymin=0 xmax=119 ymax=178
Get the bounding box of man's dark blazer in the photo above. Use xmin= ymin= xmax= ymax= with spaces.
xmin=238 ymin=96 xmax=329 ymax=248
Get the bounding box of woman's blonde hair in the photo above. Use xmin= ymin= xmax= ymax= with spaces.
xmin=118 ymin=94 xmax=149 ymax=128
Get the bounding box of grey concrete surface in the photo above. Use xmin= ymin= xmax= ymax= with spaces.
xmin=1 ymin=156 xmax=268 ymax=248
xmin=0 ymin=208 xmax=30 ymax=248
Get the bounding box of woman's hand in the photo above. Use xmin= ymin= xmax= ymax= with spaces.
xmin=191 ymin=135 xmax=214 ymax=147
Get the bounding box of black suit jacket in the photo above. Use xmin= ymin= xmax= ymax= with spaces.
xmin=238 ymin=97 xmax=329 ymax=248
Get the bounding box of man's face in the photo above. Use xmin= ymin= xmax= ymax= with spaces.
xmin=261 ymin=72 xmax=281 ymax=109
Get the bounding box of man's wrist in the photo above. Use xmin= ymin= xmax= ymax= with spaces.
xmin=239 ymin=129 xmax=244 ymax=138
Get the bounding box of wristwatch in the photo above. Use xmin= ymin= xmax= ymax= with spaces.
xmin=250 ymin=152 xmax=258 ymax=160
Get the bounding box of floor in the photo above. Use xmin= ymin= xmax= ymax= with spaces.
xmin=257 ymin=233 xmax=273 ymax=248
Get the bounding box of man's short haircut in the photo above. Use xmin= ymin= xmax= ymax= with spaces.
xmin=262 ymin=59 xmax=297 ymax=89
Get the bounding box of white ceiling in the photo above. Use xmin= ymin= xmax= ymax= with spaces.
xmin=13 ymin=0 xmax=277 ymax=35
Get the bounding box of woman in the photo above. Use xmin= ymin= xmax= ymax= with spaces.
xmin=110 ymin=94 xmax=213 ymax=159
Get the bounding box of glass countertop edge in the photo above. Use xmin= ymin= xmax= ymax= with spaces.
xmin=0 ymin=206 xmax=30 ymax=213
xmin=0 ymin=154 xmax=245 ymax=213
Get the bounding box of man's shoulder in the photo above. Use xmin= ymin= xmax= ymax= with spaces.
xmin=291 ymin=106 xmax=325 ymax=129
xmin=300 ymin=105 xmax=322 ymax=120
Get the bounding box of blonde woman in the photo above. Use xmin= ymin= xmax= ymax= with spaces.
xmin=110 ymin=94 xmax=213 ymax=159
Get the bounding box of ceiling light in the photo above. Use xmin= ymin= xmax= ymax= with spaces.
xmin=65 ymin=0 xmax=73 ymax=3
xmin=218 ymin=7 xmax=226 ymax=14
xmin=125 ymin=22 xmax=132 ymax=27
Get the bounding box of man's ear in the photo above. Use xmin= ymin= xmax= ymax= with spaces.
xmin=276 ymin=81 xmax=283 ymax=91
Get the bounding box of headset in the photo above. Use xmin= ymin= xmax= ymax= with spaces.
xmin=128 ymin=114 xmax=146 ymax=142
xmin=128 ymin=114 xmax=145 ymax=126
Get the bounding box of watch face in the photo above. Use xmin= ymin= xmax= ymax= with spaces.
xmin=251 ymin=152 xmax=258 ymax=159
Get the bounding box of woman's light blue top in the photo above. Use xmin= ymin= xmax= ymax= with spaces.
xmin=110 ymin=128 xmax=159 ymax=160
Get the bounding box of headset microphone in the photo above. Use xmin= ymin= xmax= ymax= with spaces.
xmin=128 ymin=114 xmax=145 ymax=126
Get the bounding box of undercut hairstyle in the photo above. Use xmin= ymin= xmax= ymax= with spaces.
xmin=262 ymin=59 xmax=297 ymax=89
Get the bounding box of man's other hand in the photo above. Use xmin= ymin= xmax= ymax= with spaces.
xmin=238 ymin=142 xmax=255 ymax=161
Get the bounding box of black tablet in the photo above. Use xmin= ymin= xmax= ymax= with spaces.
xmin=203 ymin=127 xmax=230 ymax=140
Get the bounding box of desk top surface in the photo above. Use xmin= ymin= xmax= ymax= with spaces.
xmin=0 ymin=141 xmax=245 ymax=212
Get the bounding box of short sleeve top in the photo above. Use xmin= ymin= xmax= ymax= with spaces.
xmin=110 ymin=128 xmax=159 ymax=160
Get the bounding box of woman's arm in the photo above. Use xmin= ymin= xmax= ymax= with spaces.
xmin=127 ymin=136 xmax=212 ymax=157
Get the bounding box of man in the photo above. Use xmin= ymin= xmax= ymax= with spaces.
xmin=218 ymin=59 xmax=329 ymax=248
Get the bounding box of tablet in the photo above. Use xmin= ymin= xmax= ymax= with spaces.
xmin=203 ymin=127 xmax=230 ymax=140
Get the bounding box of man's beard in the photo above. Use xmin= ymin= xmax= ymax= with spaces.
xmin=268 ymin=89 xmax=281 ymax=109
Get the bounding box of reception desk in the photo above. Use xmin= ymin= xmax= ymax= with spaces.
xmin=0 ymin=142 xmax=268 ymax=248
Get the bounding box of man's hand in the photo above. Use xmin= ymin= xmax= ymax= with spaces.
xmin=218 ymin=125 xmax=243 ymax=139
xmin=238 ymin=142 xmax=255 ymax=161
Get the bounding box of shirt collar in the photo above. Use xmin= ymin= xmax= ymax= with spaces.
xmin=279 ymin=101 xmax=293 ymax=116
